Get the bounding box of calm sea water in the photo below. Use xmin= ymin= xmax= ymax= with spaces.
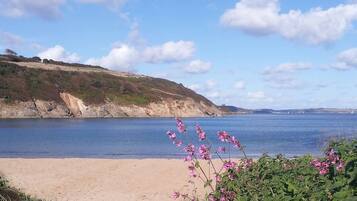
xmin=0 ymin=114 xmax=356 ymax=158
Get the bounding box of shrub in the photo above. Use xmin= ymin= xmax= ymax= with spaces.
xmin=166 ymin=119 xmax=357 ymax=201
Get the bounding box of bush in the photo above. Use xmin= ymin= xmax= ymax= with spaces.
xmin=167 ymin=119 xmax=357 ymax=201
xmin=215 ymin=141 xmax=356 ymax=201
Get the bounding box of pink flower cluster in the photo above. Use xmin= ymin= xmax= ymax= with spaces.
xmin=176 ymin=118 xmax=186 ymax=133
xmin=198 ymin=144 xmax=211 ymax=160
xmin=184 ymin=144 xmax=195 ymax=156
xmin=188 ymin=162 xmax=197 ymax=177
xmin=223 ymin=161 xmax=237 ymax=170
xmin=167 ymin=118 xmax=251 ymax=201
xmin=167 ymin=130 xmax=183 ymax=147
xmin=217 ymin=131 xmax=241 ymax=149
xmin=311 ymin=148 xmax=344 ymax=175
xmin=242 ymin=158 xmax=254 ymax=169
xmin=195 ymin=124 xmax=206 ymax=141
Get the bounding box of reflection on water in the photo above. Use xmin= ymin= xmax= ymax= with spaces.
xmin=0 ymin=114 xmax=356 ymax=158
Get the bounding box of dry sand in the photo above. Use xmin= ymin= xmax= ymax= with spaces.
xmin=0 ymin=158 xmax=220 ymax=201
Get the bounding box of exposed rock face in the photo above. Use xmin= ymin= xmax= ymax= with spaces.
xmin=0 ymin=93 xmax=221 ymax=118
xmin=0 ymin=100 xmax=40 ymax=118
xmin=59 ymin=93 xmax=87 ymax=117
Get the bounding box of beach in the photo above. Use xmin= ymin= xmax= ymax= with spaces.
xmin=0 ymin=158 xmax=216 ymax=201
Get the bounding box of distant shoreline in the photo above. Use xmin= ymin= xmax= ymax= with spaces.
xmin=1 ymin=111 xmax=356 ymax=119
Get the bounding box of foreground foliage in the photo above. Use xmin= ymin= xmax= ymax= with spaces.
xmin=0 ymin=177 xmax=42 ymax=201
xmin=216 ymin=140 xmax=356 ymax=201
xmin=167 ymin=118 xmax=357 ymax=201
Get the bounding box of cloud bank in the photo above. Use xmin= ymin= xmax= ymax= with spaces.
xmin=220 ymin=0 xmax=357 ymax=44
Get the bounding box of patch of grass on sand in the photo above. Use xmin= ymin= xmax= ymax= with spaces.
xmin=0 ymin=176 xmax=44 ymax=201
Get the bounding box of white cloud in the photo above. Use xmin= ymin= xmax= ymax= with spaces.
xmin=264 ymin=75 xmax=302 ymax=89
xmin=330 ymin=48 xmax=357 ymax=70
xmin=220 ymin=0 xmax=357 ymax=44
xmin=38 ymin=45 xmax=80 ymax=63
xmin=262 ymin=62 xmax=310 ymax=89
xmin=86 ymin=45 xmax=138 ymax=71
xmin=78 ymin=0 xmax=126 ymax=10
xmin=143 ymin=41 xmax=195 ymax=63
xmin=233 ymin=80 xmax=246 ymax=90
xmin=246 ymin=91 xmax=275 ymax=104
xmin=85 ymin=40 xmax=196 ymax=72
xmin=0 ymin=0 xmax=65 ymax=19
xmin=247 ymin=91 xmax=266 ymax=99
xmin=263 ymin=62 xmax=312 ymax=75
xmin=184 ymin=59 xmax=212 ymax=74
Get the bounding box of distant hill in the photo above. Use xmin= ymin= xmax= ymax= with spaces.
xmin=219 ymin=105 xmax=357 ymax=115
xmin=0 ymin=54 xmax=221 ymax=118
xmin=218 ymin=105 xmax=253 ymax=114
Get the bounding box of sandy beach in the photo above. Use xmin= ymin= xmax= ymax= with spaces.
xmin=0 ymin=158 xmax=219 ymax=201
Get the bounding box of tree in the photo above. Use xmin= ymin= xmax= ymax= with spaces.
xmin=4 ymin=49 xmax=17 ymax=56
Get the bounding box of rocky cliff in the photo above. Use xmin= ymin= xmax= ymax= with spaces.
xmin=0 ymin=55 xmax=222 ymax=118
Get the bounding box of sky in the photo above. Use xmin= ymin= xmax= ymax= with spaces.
xmin=1 ymin=0 xmax=357 ymax=109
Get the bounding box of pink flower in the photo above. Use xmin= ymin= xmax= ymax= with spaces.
xmin=174 ymin=139 xmax=183 ymax=147
xmin=166 ymin=130 xmax=177 ymax=140
xmin=321 ymin=161 xmax=329 ymax=168
xmin=319 ymin=168 xmax=329 ymax=175
xmin=311 ymin=159 xmax=322 ymax=168
xmin=172 ymin=191 xmax=180 ymax=199
xmin=336 ymin=161 xmax=344 ymax=171
xmin=208 ymin=194 xmax=217 ymax=201
xmin=242 ymin=158 xmax=253 ymax=169
xmin=198 ymin=144 xmax=211 ymax=160
xmin=228 ymin=172 xmax=235 ymax=180
xmin=223 ymin=161 xmax=237 ymax=170
xmin=176 ymin=118 xmax=186 ymax=133
xmin=326 ymin=148 xmax=339 ymax=164
xmin=220 ymin=197 xmax=227 ymax=201
xmin=183 ymin=155 xmax=192 ymax=162
xmin=235 ymin=166 xmax=241 ymax=173
xmin=184 ymin=144 xmax=195 ymax=156
xmin=195 ymin=124 xmax=206 ymax=141
xmin=188 ymin=163 xmax=197 ymax=177
xmin=217 ymin=146 xmax=226 ymax=153
xmin=230 ymin=136 xmax=241 ymax=148
xmin=218 ymin=131 xmax=231 ymax=142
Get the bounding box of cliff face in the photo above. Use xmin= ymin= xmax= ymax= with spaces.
xmin=0 ymin=56 xmax=222 ymax=118
xmin=0 ymin=94 xmax=220 ymax=118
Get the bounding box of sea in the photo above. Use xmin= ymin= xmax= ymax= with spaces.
xmin=0 ymin=114 xmax=356 ymax=159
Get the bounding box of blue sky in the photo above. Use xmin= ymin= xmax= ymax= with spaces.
xmin=1 ymin=0 xmax=357 ymax=109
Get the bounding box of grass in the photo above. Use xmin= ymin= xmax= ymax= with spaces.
xmin=0 ymin=176 xmax=43 ymax=201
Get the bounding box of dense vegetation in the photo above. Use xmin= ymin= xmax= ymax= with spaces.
xmin=0 ymin=59 xmax=214 ymax=106
xmin=0 ymin=177 xmax=42 ymax=201
xmin=167 ymin=119 xmax=356 ymax=201
xmin=213 ymin=139 xmax=357 ymax=201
